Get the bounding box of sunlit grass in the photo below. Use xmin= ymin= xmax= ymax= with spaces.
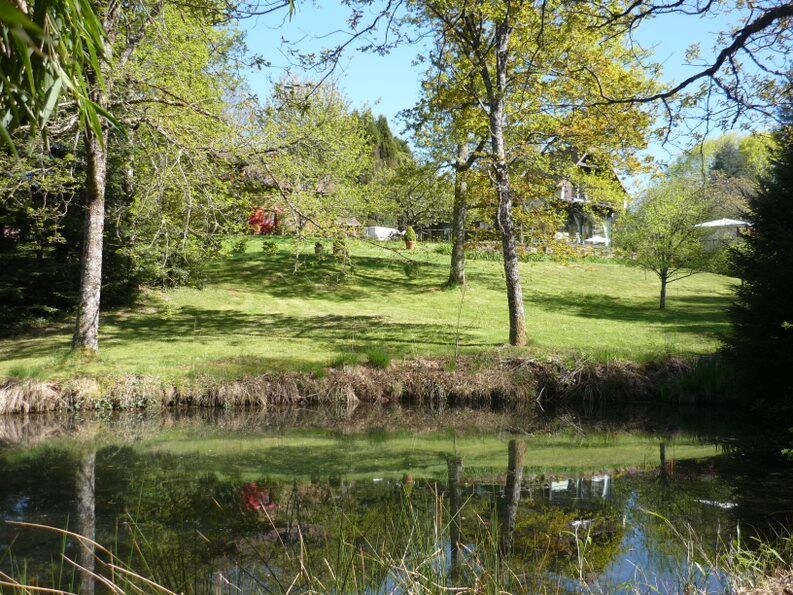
xmin=0 ymin=237 xmax=735 ymax=382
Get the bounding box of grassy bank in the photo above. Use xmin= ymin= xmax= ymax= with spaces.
xmin=0 ymin=237 xmax=734 ymax=384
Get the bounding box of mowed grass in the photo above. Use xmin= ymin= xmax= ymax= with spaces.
xmin=0 ymin=237 xmax=736 ymax=381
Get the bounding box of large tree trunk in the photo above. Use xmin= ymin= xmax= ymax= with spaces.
xmin=73 ymin=125 xmax=108 ymax=351
xmin=481 ymin=17 xmax=527 ymax=346
xmin=494 ymin=155 xmax=528 ymax=346
xmin=448 ymin=144 xmax=468 ymax=286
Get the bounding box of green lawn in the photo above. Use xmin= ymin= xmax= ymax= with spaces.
xmin=0 ymin=237 xmax=736 ymax=381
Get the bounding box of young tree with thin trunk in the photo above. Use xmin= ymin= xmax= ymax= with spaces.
xmin=616 ymin=178 xmax=710 ymax=309
xmin=403 ymin=59 xmax=487 ymax=288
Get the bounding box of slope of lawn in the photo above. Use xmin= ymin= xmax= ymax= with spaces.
xmin=0 ymin=237 xmax=736 ymax=381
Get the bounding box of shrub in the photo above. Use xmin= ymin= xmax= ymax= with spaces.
xmin=404 ymin=226 xmax=417 ymax=243
xmin=221 ymin=237 xmax=248 ymax=258
xmin=261 ymin=240 xmax=278 ymax=256
xmin=332 ymin=237 xmax=349 ymax=262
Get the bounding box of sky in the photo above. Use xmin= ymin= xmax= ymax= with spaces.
xmin=240 ymin=3 xmax=766 ymax=170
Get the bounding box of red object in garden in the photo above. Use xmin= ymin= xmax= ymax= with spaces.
xmin=248 ymin=208 xmax=278 ymax=235
xmin=243 ymin=482 xmax=278 ymax=512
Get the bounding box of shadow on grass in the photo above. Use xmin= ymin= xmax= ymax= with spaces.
xmin=205 ymin=248 xmax=451 ymax=302
xmin=523 ymin=291 xmax=730 ymax=337
xmin=99 ymin=308 xmax=488 ymax=348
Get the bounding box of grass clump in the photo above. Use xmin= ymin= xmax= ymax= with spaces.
xmin=366 ymin=347 xmax=392 ymax=369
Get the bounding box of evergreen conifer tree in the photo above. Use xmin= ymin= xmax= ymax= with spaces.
xmin=729 ymin=108 xmax=793 ymax=414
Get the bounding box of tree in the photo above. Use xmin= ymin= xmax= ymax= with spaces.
xmin=728 ymin=111 xmax=793 ymax=413
xmin=249 ymin=80 xmax=372 ymax=242
xmin=0 ymin=0 xmax=108 ymax=149
xmin=377 ymin=159 xmax=452 ymax=228
xmin=616 ymin=178 xmax=710 ymax=309
xmin=68 ymin=0 xmax=293 ymax=352
xmin=666 ymin=134 xmax=775 ymax=221
xmin=1 ymin=0 xmax=257 ymax=334
xmin=411 ymin=0 xmax=654 ymax=344
xmin=402 ymin=35 xmax=488 ymax=288
xmin=107 ymin=7 xmax=252 ymax=288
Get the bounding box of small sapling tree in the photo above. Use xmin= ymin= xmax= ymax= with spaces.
xmin=404 ymin=225 xmax=417 ymax=249
xmin=617 ymin=178 xmax=710 ymax=309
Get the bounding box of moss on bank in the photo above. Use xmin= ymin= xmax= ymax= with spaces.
xmin=0 ymin=355 xmax=728 ymax=415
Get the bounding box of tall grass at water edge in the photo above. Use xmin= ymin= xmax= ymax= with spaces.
xmin=2 ymin=496 xmax=791 ymax=594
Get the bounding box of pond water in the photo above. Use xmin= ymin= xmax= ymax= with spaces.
xmin=1 ymin=406 xmax=791 ymax=594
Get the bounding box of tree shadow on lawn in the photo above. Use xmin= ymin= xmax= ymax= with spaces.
xmin=523 ymin=291 xmax=731 ymax=337
xmin=0 ymin=307 xmax=493 ymax=371
xmin=99 ymin=307 xmax=492 ymax=351
xmin=205 ymin=250 xmax=451 ymax=302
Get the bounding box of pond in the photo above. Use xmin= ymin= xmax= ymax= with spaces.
xmin=1 ymin=406 xmax=791 ymax=593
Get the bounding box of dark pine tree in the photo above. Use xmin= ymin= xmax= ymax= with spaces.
xmin=711 ymin=139 xmax=750 ymax=179
xmin=728 ymin=110 xmax=793 ymax=419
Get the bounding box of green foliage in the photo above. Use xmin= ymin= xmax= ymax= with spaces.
xmin=252 ymin=80 xmax=372 ymax=241
xmin=616 ymin=177 xmax=711 ymax=307
xmin=357 ymin=110 xmax=411 ymax=171
xmin=107 ymin=6 xmax=251 ymax=287
xmin=365 ymin=347 xmax=391 ymax=369
xmin=261 ymin=239 xmax=278 ymax=256
xmin=222 ymin=237 xmax=248 ymax=257
xmin=410 ymin=0 xmax=657 ymax=207
xmin=0 ymin=148 xmax=79 ymax=257
xmin=404 ymin=225 xmax=417 ymax=243
xmin=728 ymin=113 xmax=793 ymax=415
xmin=370 ymin=159 xmax=453 ymax=227
xmin=0 ymin=0 xmax=109 ymax=150
xmin=668 ymin=133 xmax=775 ymax=221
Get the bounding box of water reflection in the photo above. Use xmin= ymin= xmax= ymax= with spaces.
xmin=447 ymin=456 xmax=463 ymax=577
xmin=0 ymin=408 xmax=791 ymax=593
xmin=75 ymin=450 xmax=96 ymax=595
xmin=500 ymin=439 xmax=526 ymax=555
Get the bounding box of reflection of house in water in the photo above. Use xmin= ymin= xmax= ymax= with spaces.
xmin=547 ymin=474 xmax=614 ymax=507
xmin=470 ymin=473 xmax=615 ymax=511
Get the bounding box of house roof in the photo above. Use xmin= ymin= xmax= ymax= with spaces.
xmin=695 ymin=218 xmax=752 ymax=228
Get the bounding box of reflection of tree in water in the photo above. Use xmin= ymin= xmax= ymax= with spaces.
xmin=1 ymin=431 xmax=792 ymax=593
xmin=447 ymin=456 xmax=463 ymax=577
xmin=500 ymin=439 xmax=526 ymax=555
xmin=75 ymin=450 xmax=96 ymax=595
